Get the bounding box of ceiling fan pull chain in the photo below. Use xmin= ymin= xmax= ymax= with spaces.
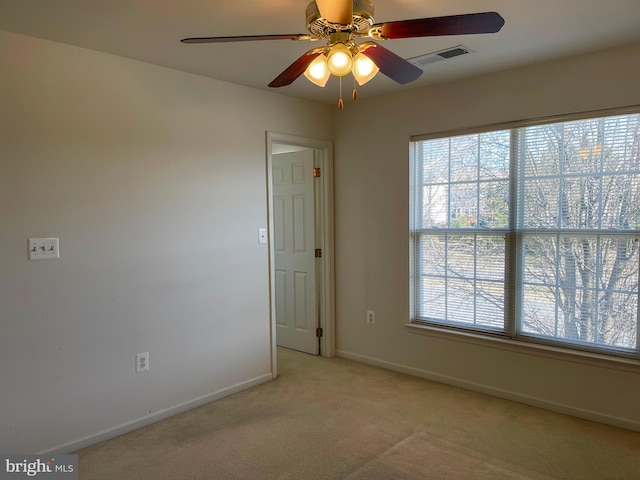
xmin=338 ymin=77 xmax=344 ymax=110
xmin=352 ymin=77 xmax=358 ymax=101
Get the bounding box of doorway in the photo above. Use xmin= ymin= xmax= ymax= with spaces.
xmin=266 ymin=133 xmax=334 ymax=376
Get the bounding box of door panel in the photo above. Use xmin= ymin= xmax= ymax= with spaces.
xmin=275 ymin=270 xmax=287 ymax=327
xmin=293 ymin=194 xmax=308 ymax=252
xmin=294 ymin=271 xmax=310 ymax=330
xmin=273 ymin=149 xmax=318 ymax=354
xmin=274 ymin=195 xmax=286 ymax=252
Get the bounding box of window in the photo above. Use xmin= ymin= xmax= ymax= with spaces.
xmin=410 ymin=111 xmax=640 ymax=357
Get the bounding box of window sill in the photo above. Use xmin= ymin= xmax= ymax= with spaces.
xmin=404 ymin=322 xmax=640 ymax=374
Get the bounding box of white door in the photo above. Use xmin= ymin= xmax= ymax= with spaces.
xmin=273 ymin=149 xmax=318 ymax=354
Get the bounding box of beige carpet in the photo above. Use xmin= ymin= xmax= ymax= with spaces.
xmin=344 ymin=432 xmax=557 ymax=480
xmin=77 ymin=348 xmax=640 ymax=479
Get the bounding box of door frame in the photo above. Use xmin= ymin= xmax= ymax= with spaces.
xmin=266 ymin=132 xmax=335 ymax=378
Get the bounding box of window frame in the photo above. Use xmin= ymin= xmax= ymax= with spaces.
xmin=409 ymin=106 xmax=640 ymax=361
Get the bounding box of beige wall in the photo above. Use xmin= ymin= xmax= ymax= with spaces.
xmin=0 ymin=30 xmax=332 ymax=453
xmin=333 ymin=44 xmax=640 ymax=430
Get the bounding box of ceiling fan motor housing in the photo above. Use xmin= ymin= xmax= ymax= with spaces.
xmin=306 ymin=0 xmax=375 ymax=38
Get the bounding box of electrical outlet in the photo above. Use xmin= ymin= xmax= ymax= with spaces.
xmin=366 ymin=310 xmax=375 ymax=325
xmin=136 ymin=352 xmax=149 ymax=373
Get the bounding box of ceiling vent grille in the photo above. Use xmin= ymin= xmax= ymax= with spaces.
xmin=408 ymin=45 xmax=475 ymax=69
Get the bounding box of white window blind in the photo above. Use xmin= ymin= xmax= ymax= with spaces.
xmin=410 ymin=111 xmax=640 ymax=357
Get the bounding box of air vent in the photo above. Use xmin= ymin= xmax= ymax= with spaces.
xmin=408 ymin=45 xmax=475 ymax=69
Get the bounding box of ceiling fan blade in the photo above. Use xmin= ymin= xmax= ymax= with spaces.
xmin=269 ymin=47 xmax=326 ymax=88
xmin=315 ymin=0 xmax=353 ymax=25
xmin=181 ymin=34 xmax=314 ymax=44
xmin=359 ymin=42 xmax=422 ymax=85
xmin=373 ymin=12 xmax=505 ymax=39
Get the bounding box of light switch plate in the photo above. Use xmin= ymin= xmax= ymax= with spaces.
xmin=258 ymin=228 xmax=268 ymax=244
xmin=28 ymin=237 xmax=60 ymax=260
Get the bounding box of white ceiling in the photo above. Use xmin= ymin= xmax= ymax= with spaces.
xmin=1 ymin=0 xmax=639 ymax=105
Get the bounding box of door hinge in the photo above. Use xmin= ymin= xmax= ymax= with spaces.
xmin=313 ymin=167 xmax=321 ymax=178
xmin=316 ymin=327 xmax=323 ymax=338
xmin=315 ymin=248 xmax=322 ymax=258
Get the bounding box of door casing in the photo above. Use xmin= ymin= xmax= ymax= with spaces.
xmin=266 ymin=132 xmax=335 ymax=379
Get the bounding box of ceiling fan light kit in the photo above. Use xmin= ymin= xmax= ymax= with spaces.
xmin=181 ymin=0 xmax=505 ymax=109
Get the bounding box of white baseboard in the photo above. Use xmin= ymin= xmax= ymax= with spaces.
xmin=336 ymin=350 xmax=640 ymax=433
xmin=39 ymin=372 xmax=273 ymax=454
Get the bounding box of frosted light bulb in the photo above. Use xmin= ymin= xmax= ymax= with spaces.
xmin=304 ymin=55 xmax=330 ymax=87
xmin=352 ymin=53 xmax=379 ymax=86
xmin=327 ymin=43 xmax=353 ymax=77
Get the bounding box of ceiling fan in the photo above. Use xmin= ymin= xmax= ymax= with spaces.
xmin=181 ymin=0 xmax=505 ymax=108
